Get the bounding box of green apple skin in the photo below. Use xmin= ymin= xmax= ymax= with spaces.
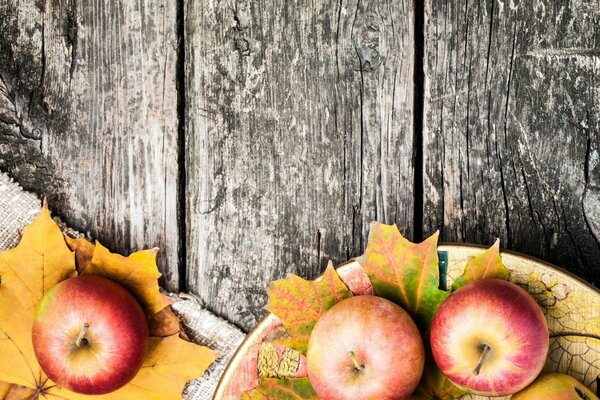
xmin=307 ymin=295 xmax=425 ymax=400
xmin=32 ymin=276 xmax=149 ymax=395
xmin=511 ymin=373 xmax=599 ymax=400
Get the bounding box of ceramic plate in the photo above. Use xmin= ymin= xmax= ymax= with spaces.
xmin=214 ymin=244 xmax=600 ymax=400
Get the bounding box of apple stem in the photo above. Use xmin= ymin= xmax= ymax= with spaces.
xmin=348 ymin=351 xmax=365 ymax=371
xmin=473 ymin=344 xmax=491 ymax=376
xmin=75 ymin=322 xmax=90 ymax=347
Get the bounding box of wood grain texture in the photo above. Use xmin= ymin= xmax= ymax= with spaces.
xmin=4 ymin=0 xmax=599 ymax=338
xmin=0 ymin=0 xmax=181 ymax=290
xmin=185 ymin=0 xmax=416 ymax=330
xmin=422 ymin=0 xmax=600 ymax=284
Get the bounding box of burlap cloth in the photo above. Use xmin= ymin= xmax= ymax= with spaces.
xmin=0 ymin=173 xmax=245 ymax=400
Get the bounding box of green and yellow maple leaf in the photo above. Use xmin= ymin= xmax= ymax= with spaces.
xmin=241 ymin=378 xmax=318 ymax=400
xmin=359 ymin=222 xmax=449 ymax=328
xmin=266 ymin=264 xmax=353 ymax=354
xmin=452 ymin=240 xmax=509 ymax=291
xmin=359 ymin=223 xmax=468 ymax=399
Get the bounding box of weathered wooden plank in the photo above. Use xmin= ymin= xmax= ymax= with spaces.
xmin=185 ymin=0 xmax=416 ymax=330
xmin=0 ymin=0 xmax=180 ymax=290
xmin=422 ymin=1 xmax=600 ymax=283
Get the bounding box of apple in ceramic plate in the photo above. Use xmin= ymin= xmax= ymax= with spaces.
xmin=430 ymin=278 xmax=548 ymax=396
xmin=32 ymin=275 xmax=149 ymax=394
xmin=306 ymin=295 xmax=424 ymax=400
xmin=511 ymin=373 xmax=599 ymax=400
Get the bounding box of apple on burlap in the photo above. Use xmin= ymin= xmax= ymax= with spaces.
xmin=32 ymin=276 xmax=149 ymax=395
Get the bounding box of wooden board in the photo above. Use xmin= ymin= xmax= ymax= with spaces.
xmin=184 ymin=0 xmax=416 ymax=330
xmin=0 ymin=0 xmax=181 ymax=290
xmin=2 ymin=0 xmax=599 ymax=335
xmin=215 ymin=246 xmax=600 ymax=399
xmin=422 ymin=0 xmax=600 ymax=285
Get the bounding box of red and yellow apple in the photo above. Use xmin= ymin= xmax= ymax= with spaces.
xmin=306 ymin=295 xmax=424 ymax=400
xmin=511 ymin=373 xmax=599 ymax=400
xmin=32 ymin=275 xmax=149 ymax=394
xmin=430 ymin=278 xmax=548 ymax=396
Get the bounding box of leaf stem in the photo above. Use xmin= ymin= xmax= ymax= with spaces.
xmin=75 ymin=323 xmax=90 ymax=347
xmin=348 ymin=351 xmax=365 ymax=371
xmin=473 ymin=344 xmax=491 ymax=376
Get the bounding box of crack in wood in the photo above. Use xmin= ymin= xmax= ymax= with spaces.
xmin=525 ymin=48 xmax=600 ymax=58
xmin=67 ymin=0 xmax=78 ymax=82
xmin=177 ymin=0 xmax=188 ymax=292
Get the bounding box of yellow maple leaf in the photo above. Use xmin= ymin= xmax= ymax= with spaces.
xmin=65 ymin=235 xmax=181 ymax=333
xmin=0 ymin=203 xmax=76 ymax=310
xmin=451 ymin=239 xmax=509 ymax=290
xmin=81 ymin=242 xmax=172 ymax=316
xmin=46 ymin=336 xmax=215 ymax=400
xmin=0 ymin=203 xmax=75 ymax=389
xmin=0 ymin=205 xmax=215 ymax=399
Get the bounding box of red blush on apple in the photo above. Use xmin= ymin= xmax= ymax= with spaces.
xmin=32 ymin=276 xmax=149 ymax=395
xmin=430 ymin=278 xmax=548 ymax=397
xmin=306 ymin=295 xmax=424 ymax=400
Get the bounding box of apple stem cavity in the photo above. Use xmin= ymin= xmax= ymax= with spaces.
xmin=75 ymin=322 xmax=90 ymax=347
xmin=473 ymin=344 xmax=491 ymax=376
xmin=348 ymin=351 xmax=365 ymax=371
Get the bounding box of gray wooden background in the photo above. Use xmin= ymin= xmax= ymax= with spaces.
xmin=1 ymin=0 xmax=598 ymax=332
